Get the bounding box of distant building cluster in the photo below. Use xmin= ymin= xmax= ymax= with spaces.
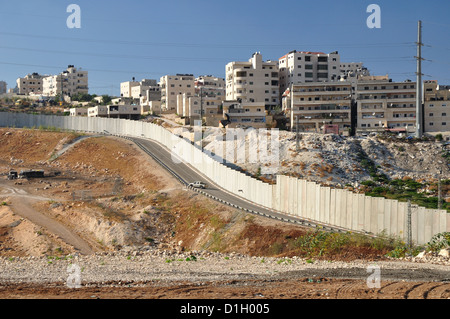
xmin=12 ymin=65 xmax=88 ymax=98
xmin=2 ymin=49 xmax=449 ymax=134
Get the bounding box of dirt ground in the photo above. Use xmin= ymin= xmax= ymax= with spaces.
xmin=0 ymin=128 xmax=448 ymax=300
xmin=1 ymin=278 xmax=449 ymax=299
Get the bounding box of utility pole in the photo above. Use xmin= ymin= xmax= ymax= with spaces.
xmin=199 ymin=86 xmax=204 ymax=149
xmin=407 ymin=199 xmax=412 ymax=249
xmin=438 ymin=169 xmax=442 ymax=210
xmin=200 ymin=86 xmax=203 ymax=126
xmin=415 ymin=20 xmax=424 ymax=138
xmin=295 ymin=116 xmax=299 ymax=151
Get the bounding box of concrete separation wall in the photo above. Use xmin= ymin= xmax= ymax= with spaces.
xmin=0 ymin=112 xmax=448 ymax=245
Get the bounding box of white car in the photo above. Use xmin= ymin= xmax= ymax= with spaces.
xmin=189 ymin=181 xmax=207 ymax=189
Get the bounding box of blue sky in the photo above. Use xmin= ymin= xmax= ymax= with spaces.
xmin=0 ymin=0 xmax=449 ymax=96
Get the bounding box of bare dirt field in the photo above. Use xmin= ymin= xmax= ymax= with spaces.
xmin=1 ymin=278 xmax=449 ymax=299
xmin=0 ymin=128 xmax=448 ymax=300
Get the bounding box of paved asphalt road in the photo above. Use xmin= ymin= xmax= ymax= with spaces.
xmin=128 ymin=136 xmax=356 ymax=235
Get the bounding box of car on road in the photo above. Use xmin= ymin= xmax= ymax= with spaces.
xmin=189 ymin=181 xmax=207 ymax=189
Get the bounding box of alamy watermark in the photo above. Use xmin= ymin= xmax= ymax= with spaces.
xmin=171 ymin=123 xmax=280 ymax=175
xmin=366 ymin=4 xmax=381 ymax=29
xmin=66 ymin=263 xmax=82 ymax=288
xmin=66 ymin=4 xmax=81 ymax=29
xmin=366 ymin=265 xmax=381 ymax=288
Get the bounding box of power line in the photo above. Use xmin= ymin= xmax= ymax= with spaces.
xmin=0 ymin=44 xmax=417 ymax=65
xmin=0 ymin=61 xmax=163 ymax=75
xmin=0 ymin=31 xmax=416 ymax=50
xmin=0 ymin=45 xmax=227 ymax=63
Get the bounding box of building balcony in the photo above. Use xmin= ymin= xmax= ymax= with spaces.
xmin=361 ymin=115 xmax=385 ymax=119
xmin=234 ymin=82 xmax=247 ymax=89
xmin=387 ymin=104 xmax=416 ymax=109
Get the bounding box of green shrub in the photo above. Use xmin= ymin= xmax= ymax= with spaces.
xmin=361 ymin=180 xmax=376 ymax=187
xmin=427 ymin=232 xmax=450 ymax=252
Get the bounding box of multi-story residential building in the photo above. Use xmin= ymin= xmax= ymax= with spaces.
xmin=340 ymin=62 xmax=370 ymax=79
xmin=159 ymin=74 xmax=195 ymax=112
xmin=120 ymin=79 xmax=139 ymax=98
xmin=180 ymin=94 xmax=223 ymax=123
xmin=278 ymin=50 xmax=341 ymax=95
xmin=130 ymin=79 xmax=159 ymax=100
xmin=178 ymin=75 xmax=225 ymax=123
xmin=225 ymin=52 xmax=279 ymax=110
xmin=16 ymin=73 xmax=45 ymax=95
xmin=221 ymin=100 xmax=269 ymax=128
xmin=0 ymin=81 xmax=7 ymax=94
xmin=356 ymin=79 xmax=416 ymax=132
xmin=195 ymin=75 xmax=225 ymax=95
xmin=195 ymin=75 xmax=225 ymax=107
xmin=424 ymin=80 xmax=450 ymax=133
xmin=283 ymin=82 xmax=353 ymax=133
xmin=42 ymin=65 xmax=88 ymax=97
xmin=139 ymin=85 xmax=161 ymax=108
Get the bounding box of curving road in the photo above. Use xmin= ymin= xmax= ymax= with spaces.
xmin=127 ymin=136 xmax=356 ymax=235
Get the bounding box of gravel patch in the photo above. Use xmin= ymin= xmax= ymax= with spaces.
xmin=1 ymin=247 xmax=448 ymax=287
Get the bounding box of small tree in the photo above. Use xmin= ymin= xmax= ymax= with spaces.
xmin=101 ymin=95 xmax=112 ymax=105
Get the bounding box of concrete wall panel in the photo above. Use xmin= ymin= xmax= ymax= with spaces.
xmin=329 ymin=189 xmax=336 ymax=226
xmin=417 ymin=207 xmax=426 ymax=246
xmin=377 ymin=197 xmax=385 ymax=235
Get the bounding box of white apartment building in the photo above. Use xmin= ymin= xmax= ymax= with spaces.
xmin=159 ymin=74 xmax=195 ymax=112
xmin=120 ymin=80 xmax=139 ymax=98
xmin=195 ymin=75 xmax=225 ymax=107
xmin=283 ymin=82 xmax=353 ymax=133
xmin=279 ymin=50 xmax=341 ymax=95
xmin=0 ymin=81 xmax=6 ymax=94
xmin=424 ymin=80 xmax=450 ymax=133
xmin=356 ymin=79 xmax=416 ymax=132
xmin=340 ymin=62 xmax=370 ymax=79
xmin=225 ymin=52 xmax=279 ymax=110
xmin=180 ymin=94 xmax=223 ymax=122
xmin=125 ymin=79 xmax=160 ymax=100
xmin=42 ymin=65 xmax=88 ymax=97
xmin=222 ymin=100 xmax=269 ymax=128
xmin=139 ymin=85 xmax=161 ymax=108
xmin=16 ymin=73 xmax=45 ymax=95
